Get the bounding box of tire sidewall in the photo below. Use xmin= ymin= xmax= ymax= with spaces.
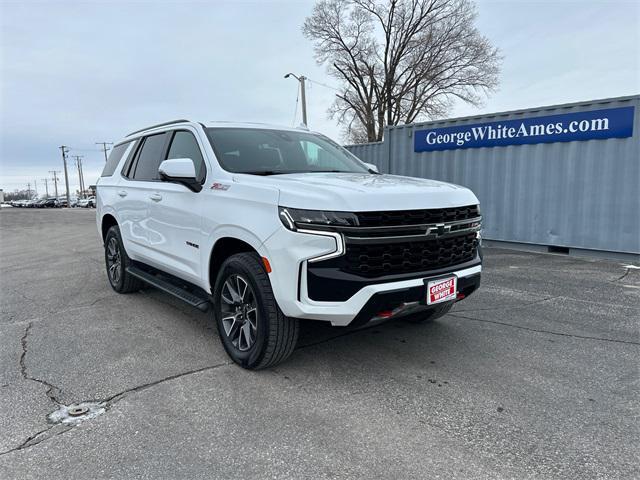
xmin=104 ymin=226 xmax=125 ymax=292
xmin=213 ymin=255 xmax=270 ymax=368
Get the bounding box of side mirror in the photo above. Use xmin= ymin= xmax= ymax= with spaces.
xmin=158 ymin=158 xmax=202 ymax=192
xmin=363 ymin=162 xmax=379 ymax=173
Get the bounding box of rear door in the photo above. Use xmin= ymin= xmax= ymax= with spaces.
xmin=117 ymin=132 xmax=170 ymax=262
xmin=145 ymin=129 xmax=207 ymax=283
xmin=97 ymin=139 xmax=136 ymax=230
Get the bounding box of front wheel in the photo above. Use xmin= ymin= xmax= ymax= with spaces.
xmin=213 ymin=253 xmax=299 ymax=369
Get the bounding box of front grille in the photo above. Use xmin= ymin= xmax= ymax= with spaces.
xmin=340 ymin=232 xmax=478 ymax=278
xmin=355 ymin=205 xmax=479 ymax=227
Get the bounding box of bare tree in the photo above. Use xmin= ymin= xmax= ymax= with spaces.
xmin=303 ymin=0 xmax=501 ymax=143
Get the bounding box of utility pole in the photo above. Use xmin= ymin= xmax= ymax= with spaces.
xmin=34 ymin=179 xmax=37 ymax=196
xmin=284 ymin=73 xmax=308 ymax=127
xmin=42 ymin=178 xmax=49 ymax=198
xmin=72 ymin=155 xmax=85 ymax=198
xmin=95 ymin=142 xmax=113 ymax=162
xmin=79 ymin=157 xmax=85 ymax=197
xmin=27 ymin=182 xmax=31 ymax=199
xmin=59 ymin=146 xmax=71 ymax=207
xmin=49 ymin=171 xmax=60 ymax=199
xmin=300 ymin=76 xmax=307 ymax=127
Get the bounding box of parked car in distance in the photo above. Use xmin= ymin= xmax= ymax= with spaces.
xmin=42 ymin=198 xmax=60 ymax=208
xmin=78 ymin=196 xmax=96 ymax=208
xmin=77 ymin=197 xmax=96 ymax=208
xmin=97 ymin=120 xmax=482 ymax=369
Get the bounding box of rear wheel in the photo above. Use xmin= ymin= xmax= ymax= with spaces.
xmin=104 ymin=225 xmax=143 ymax=293
xmin=403 ymin=303 xmax=453 ymax=324
xmin=213 ymin=252 xmax=299 ymax=369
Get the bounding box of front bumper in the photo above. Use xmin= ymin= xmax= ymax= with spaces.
xmin=262 ymin=226 xmax=481 ymax=326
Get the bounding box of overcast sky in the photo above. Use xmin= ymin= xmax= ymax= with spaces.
xmin=1 ymin=0 xmax=638 ymax=195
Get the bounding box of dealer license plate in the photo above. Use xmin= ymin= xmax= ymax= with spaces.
xmin=427 ymin=276 xmax=457 ymax=305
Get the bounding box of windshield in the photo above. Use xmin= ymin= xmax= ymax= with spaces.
xmin=205 ymin=128 xmax=370 ymax=175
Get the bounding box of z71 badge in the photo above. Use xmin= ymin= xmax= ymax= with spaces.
xmin=210 ymin=183 xmax=230 ymax=191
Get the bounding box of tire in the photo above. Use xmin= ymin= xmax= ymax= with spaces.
xmin=403 ymin=302 xmax=453 ymax=324
xmin=213 ymin=252 xmax=299 ymax=370
xmin=104 ymin=225 xmax=143 ymax=293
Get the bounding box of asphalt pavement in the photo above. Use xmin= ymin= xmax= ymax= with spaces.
xmin=1 ymin=208 xmax=638 ymax=479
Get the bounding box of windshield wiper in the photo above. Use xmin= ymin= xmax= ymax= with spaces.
xmin=241 ymin=169 xmax=370 ymax=175
xmin=308 ymin=169 xmax=380 ymax=174
xmin=241 ymin=171 xmax=291 ymax=176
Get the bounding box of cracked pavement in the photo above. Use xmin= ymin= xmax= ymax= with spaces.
xmin=1 ymin=208 xmax=639 ymax=479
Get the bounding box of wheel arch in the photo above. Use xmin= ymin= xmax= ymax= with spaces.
xmin=208 ymin=237 xmax=261 ymax=294
xmin=101 ymin=214 xmax=119 ymax=241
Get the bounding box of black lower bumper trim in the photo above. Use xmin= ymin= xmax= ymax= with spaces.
xmin=307 ymin=254 xmax=481 ymax=302
xmin=349 ymin=273 xmax=481 ymax=327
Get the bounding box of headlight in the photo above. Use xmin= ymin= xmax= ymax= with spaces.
xmin=279 ymin=207 xmax=359 ymax=231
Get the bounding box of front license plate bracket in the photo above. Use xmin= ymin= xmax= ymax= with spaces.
xmin=424 ymin=275 xmax=457 ymax=305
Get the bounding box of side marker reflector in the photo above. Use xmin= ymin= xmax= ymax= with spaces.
xmin=261 ymin=257 xmax=272 ymax=273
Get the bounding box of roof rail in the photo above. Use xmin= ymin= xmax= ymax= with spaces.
xmin=126 ymin=119 xmax=191 ymax=137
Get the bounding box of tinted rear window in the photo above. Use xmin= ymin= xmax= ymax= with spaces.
xmin=101 ymin=141 xmax=134 ymax=177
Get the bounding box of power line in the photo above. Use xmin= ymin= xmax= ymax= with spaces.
xmin=305 ymin=77 xmax=340 ymax=92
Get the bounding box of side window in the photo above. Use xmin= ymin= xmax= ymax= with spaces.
xmin=102 ymin=141 xmax=134 ymax=177
xmin=166 ymin=131 xmax=206 ymax=182
xmin=131 ymin=133 xmax=169 ymax=181
xmin=121 ymin=139 xmax=140 ymax=178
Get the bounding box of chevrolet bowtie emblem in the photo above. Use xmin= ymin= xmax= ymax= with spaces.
xmin=428 ymin=223 xmax=452 ymax=236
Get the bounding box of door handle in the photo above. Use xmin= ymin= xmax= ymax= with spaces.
xmin=117 ymin=190 xmax=127 ymax=197
xmin=150 ymin=193 xmax=162 ymax=202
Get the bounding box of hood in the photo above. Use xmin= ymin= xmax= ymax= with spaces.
xmin=234 ymin=172 xmax=478 ymax=211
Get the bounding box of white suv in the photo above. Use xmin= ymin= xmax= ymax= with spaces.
xmin=97 ymin=120 xmax=482 ymax=369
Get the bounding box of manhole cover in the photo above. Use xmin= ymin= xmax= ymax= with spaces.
xmin=68 ymin=406 xmax=89 ymax=417
xmin=49 ymin=402 xmax=106 ymax=425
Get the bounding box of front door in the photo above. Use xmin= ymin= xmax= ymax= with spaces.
xmin=145 ymin=129 xmax=208 ymax=284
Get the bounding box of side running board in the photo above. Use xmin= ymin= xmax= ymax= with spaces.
xmin=126 ymin=266 xmax=212 ymax=312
